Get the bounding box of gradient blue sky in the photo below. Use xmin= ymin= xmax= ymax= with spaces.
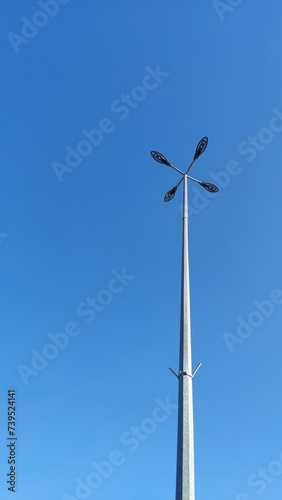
xmin=1 ymin=1 xmax=282 ymax=499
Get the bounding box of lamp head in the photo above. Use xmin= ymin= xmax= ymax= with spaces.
xmin=194 ymin=137 xmax=208 ymax=160
xmin=150 ymin=151 xmax=172 ymax=166
xmin=164 ymin=186 xmax=177 ymax=202
xmin=200 ymin=181 xmax=219 ymax=193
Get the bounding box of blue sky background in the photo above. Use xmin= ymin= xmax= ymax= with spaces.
xmin=1 ymin=1 xmax=282 ymax=499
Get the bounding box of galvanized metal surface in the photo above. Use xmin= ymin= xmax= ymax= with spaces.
xmin=175 ymin=175 xmax=195 ymax=500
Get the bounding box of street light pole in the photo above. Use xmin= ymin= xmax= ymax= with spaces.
xmin=150 ymin=137 xmax=219 ymax=500
xmin=176 ymin=173 xmax=194 ymax=500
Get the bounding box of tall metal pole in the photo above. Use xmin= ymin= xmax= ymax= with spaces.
xmin=176 ymin=174 xmax=195 ymax=500
xmin=150 ymin=139 xmax=219 ymax=500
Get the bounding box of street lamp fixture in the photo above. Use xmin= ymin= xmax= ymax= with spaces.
xmin=151 ymin=136 xmax=219 ymax=203
xmin=193 ymin=136 xmax=208 ymax=160
xmin=164 ymin=186 xmax=178 ymax=202
xmin=150 ymin=151 xmax=172 ymax=166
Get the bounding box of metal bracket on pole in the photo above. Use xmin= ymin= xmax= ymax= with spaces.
xmin=192 ymin=362 xmax=202 ymax=378
xmin=169 ymin=367 xmax=179 ymax=379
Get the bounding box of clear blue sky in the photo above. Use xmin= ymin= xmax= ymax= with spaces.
xmin=1 ymin=1 xmax=282 ymax=499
